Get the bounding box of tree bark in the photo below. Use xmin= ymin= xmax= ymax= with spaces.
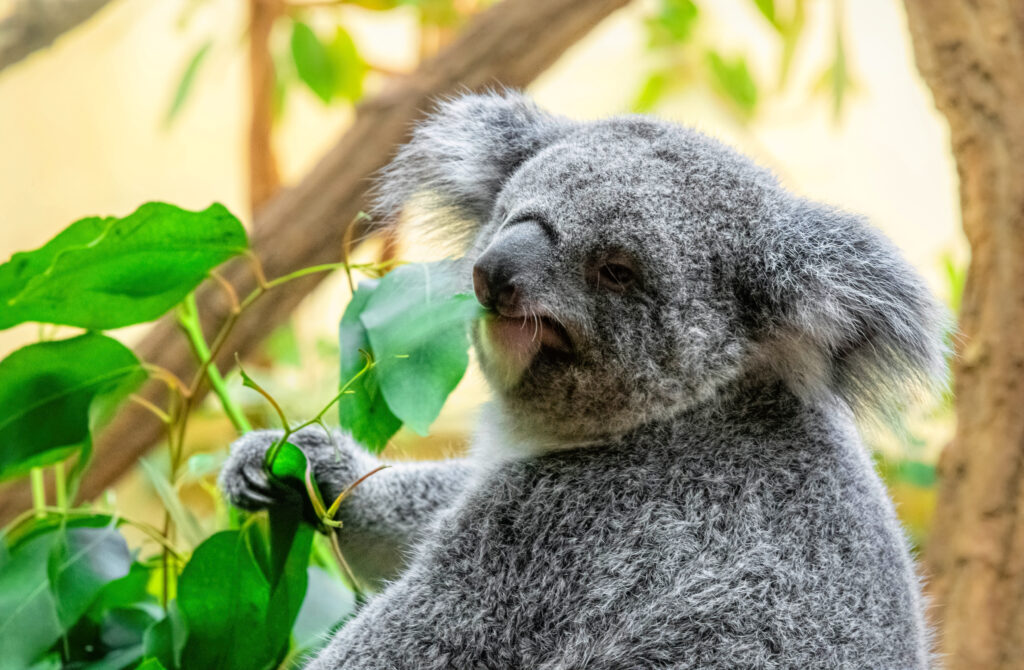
xmin=903 ymin=2 xmax=1024 ymax=668
xmin=0 ymin=0 xmax=632 ymax=523
xmin=248 ymin=0 xmax=282 ymax=213
xmin=0 ymin=0 xmax=114 ymax=72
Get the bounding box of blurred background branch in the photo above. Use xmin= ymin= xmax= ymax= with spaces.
xmin=0 ymin=0 xmax=114 ymax=72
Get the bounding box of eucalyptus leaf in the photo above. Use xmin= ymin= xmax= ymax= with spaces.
xmin=338 ymin=280 xmax=402 ymax=451
xmin=328 ymin=26 xmax=366 ymax=102
xmin=164 ymin=41 xmax=213 ymax=127
xmin=0 ymin=202 xmax=247 ymax=330
xmin=0 ymin=334 xmax=144 ymax=481
xmin=359 ymin=262 xmax=480 ymax=437
xmin=705 ymin=50 xmax=758 ymax=117
xmin=291 ymin=21 xmax=335 ymax=104
xmin=338 ymin=262 xmax=481 ymax=451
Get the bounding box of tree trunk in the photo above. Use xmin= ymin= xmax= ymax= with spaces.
xmin=248 ymin=0 xmax=282 ymax=213
xmin=903 ymin=2 xmax=1024 ymax=668
xmin=0 ymin=0 xmax=633 ymax=523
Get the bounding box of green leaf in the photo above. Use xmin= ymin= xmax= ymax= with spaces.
xmin=0 ymin=334 xmax=144 ymax=481
xmin=338 ymin=262 xmax=481 ymax=451
xmin=291 ymin=21 xmax=335 ymax=104
xmin=751 ymin=0 xmax=776 ymax=28
xmin=175 ymin=527 xmax=306 ymax=670
xmin=0 ymin=532 xmax=62 ymax=669
xmin=164 ymin=41 xmax=213 ymax=128
xmin=705 ymin=50 xmax=758 ymax=117
xmin=0 ymin=524 xmax=131 ymax=669
xmin=136 ymin=660 xmax=167 ymax=670
xmin=338 ymin=280 xmax=403 ymax=451
xmin=328 ymin=27 xmax=366 ymax=102
xmin=360 ymin=262 xmax=480 ymax=437
xmin=0 ymin=202 xmax=248 ymax=330
xmin=633 ymin=70 xmax=671 ymax=113
xmin=264 ymin=509 xmax=314 ymax=667
xmin=48 ymin=526 xmax=133 ymax=628
xmin=141 ymin=603 xmax=186 ymax=670
xmin=177 ymin=531 xmax=270 ymax=669
xmin=647 ymin=0 xmax=698 ymax=46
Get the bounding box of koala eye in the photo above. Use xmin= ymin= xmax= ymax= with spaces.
xmin=595 ymin=260 xmax=637 ymax=293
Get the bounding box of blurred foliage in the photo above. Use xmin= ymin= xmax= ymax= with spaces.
xmin=165 ymin=0 xmax=490 ymax=127
xmin=635 ymin=0 xmax=857 ymax=121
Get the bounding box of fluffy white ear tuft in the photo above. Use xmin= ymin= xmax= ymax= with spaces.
xmin=741 ymin=200 xmax=951 ymax=418
xmin=371 ymin=90 xmax=569 ymax=248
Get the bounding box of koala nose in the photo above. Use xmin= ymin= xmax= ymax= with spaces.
xmin=472 ymin=221 xmax=551 ymax=315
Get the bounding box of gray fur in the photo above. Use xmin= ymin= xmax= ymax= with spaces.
xmin=220 ymin=91 xmax=945 ymax=668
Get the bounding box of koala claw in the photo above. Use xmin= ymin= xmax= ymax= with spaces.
xmin=219 ymin=429 xmax=299 ymax=511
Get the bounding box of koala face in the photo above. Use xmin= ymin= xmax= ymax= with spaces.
xmin=466 ymin=121 xmax=771 ymax=441
xmin=375 ymin=92 xmax=946 ymax=446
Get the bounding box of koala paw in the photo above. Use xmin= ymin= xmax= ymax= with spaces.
xmin=218 ymin=429 xmax=296 ymax=511
xmin=219 ymin=426 xmax=372 ymax=512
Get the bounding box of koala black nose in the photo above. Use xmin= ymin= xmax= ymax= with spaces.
xmin=472 ymin=221 xmax=551 ymax=315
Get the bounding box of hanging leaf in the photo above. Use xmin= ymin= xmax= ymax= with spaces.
xmin=751 ymin=0 xmax=780 ymax=31
xmin=0 ymin=202 xmax=248 ymax=330
xmin=633 ymin=70 xmax=671 ymax=113
xmin=175 ymin=521 xmax=311 ymax=670
xmin=338 ymin=262 xmax=481 ymax=452
xmin=705 ymin=50 xmax=758 ymax=117
xmin=646 ymin=0 xmax=699 ymax=47
xmin=338 ymin=280 xmax=403 ymax=451
xmin=328 ymin=26 xmax=367 ymax=102
xmin=0 ymin=334 xmax=144 ymax=481
xmin=291 ymin=21 xmax=336 ymax=104
xmin=164 ymin=41 xmax=213 ymax=128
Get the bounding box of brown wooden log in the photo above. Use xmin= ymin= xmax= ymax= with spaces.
xmin=902 ymin=2 xmax=1024 ymax=668
xmin=0 ymin=0 xmax=632 ymax=523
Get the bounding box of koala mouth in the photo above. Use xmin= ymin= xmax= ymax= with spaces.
xmin=478 ymin=310 xmax=574 ymax=384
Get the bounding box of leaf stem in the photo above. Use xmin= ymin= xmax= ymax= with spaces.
xmin=178 ymin=294 xmax=251 ymax=434
xmin=54 ymin=462 xmax=67 ymax=512
xmin=30 ymin=468 xmax=46 ymax=518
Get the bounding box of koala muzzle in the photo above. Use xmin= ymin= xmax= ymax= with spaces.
xmin=472 ymin=221 xmax=550 ymax=317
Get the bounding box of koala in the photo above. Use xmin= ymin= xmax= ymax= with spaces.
xmin=220 ymin=91 xmax=946 ymax=669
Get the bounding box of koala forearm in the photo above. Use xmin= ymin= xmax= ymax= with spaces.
xmin=317 ymin=456 xmax=475 ymax=587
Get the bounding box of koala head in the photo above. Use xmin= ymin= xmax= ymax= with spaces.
xmin=374 ymin=91 xmax=947 ymax=446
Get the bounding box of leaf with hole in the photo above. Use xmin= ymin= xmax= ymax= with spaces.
xmin=0 ymin=202 xmax=247 ymax=330
xmin=0 ymin=333 xmax=145 ymax=481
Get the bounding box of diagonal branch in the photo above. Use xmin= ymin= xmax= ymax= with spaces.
xmin=0 ymin=0 xmax=633 ymax=522
xmin=0 ymin=0 xmax=115 ymax=73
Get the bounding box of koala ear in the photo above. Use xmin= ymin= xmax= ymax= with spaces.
xmin=371 ymin=90 xmax=569 ymax=247
xmin=742 ymin=199 xmax=950 ymax=417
